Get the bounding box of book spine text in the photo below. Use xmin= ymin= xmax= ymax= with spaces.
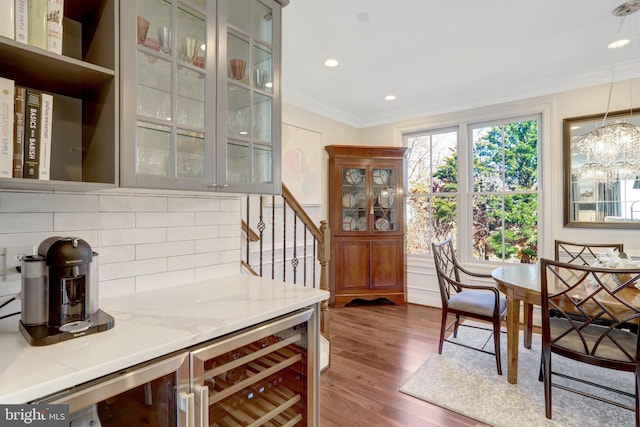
xmin=24 ymin=90 xmax=42 ymax=179
xmin=0 ymin=77 xmax=15 ymax=179
xmin=13 ymin=86 xmax=26 ymax=178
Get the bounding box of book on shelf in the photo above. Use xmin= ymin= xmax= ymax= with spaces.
xmin=38 ymin=92 xmax=52 ymax=180
xmin=0 ymin=0 xmax=15 ymax=40
xmin=13 ymin=86 xmax=26 ymax=178
xmin=28 ymin=0 xmax=48 ymax=50
xmin=47 ymin=0 xmax=64 ymax=54
xmin=0 ymin=77 xmax=15 ymax=179
xmin=15 ymin=0 xmax=28 ymax=44
xmin=23 ymin=89 xmax=42 ymax=179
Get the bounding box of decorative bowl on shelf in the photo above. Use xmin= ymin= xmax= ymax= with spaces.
xmin=344 ymin=168 xmax=361 ymax=185
xmin=342 ymin=215 xmax=356 ymax=231
xmin=375 ymin=218 xmax=390 ymax=231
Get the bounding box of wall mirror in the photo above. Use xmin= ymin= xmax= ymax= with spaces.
xmin=564 ymin=108 xmax=640 ymax=228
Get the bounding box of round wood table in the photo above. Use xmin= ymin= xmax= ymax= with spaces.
xmin=491 ymin=264 xmax=540 ymax=385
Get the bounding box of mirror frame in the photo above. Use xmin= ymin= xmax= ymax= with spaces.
xmin=563 ymin=108 xmax=640 ymax=229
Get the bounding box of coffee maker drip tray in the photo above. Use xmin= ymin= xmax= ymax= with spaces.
xmin=19 ymin=310 xmax=115 ymax=346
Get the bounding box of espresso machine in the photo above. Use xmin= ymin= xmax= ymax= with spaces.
xmin=19 ymin=236 xmax=114 ymax=346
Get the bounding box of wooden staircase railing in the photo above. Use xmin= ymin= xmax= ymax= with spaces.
xmin=241 ymin=183 xmax=330 ymax=339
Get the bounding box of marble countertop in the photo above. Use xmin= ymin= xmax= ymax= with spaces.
xmin=0 ymin=275 xmax=329 ymax=403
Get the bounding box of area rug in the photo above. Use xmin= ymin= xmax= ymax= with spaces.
xmin=400 ymin=323 xmax=635 ymax=427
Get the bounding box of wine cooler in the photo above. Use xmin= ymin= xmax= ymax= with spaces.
xmin=190 ymin=308 xmax=317 ymax=427
xmin=33 ymin=307 xmax=318 ymax=426
xmin=35 ymin=351 xmax=192 ymax=426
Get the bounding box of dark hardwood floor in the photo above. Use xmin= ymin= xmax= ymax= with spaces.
xmin=319 ymin=303 xmax=490 ymax=427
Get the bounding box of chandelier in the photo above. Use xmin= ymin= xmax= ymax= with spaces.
xmin=575 ymin=0 xmax=640 ymax=186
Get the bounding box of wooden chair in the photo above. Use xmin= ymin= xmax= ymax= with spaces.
xmin=432 ymin=238 xmax=507 ymax=375
xmin=540 ymin=258 xmax=640 ymax=425
xmin=554 ymin=240 xmax=624 ymax=266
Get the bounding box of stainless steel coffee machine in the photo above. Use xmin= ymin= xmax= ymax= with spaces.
xmin=19 ymin=236 xmax=114 ymax=346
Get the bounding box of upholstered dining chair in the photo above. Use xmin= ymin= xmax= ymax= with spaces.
xmin=432 ymin=238 xmax=507 ymax=375
xmin=540 ymin=258 xmax=640 ymax=425
xmin=554 ymin=240 xmax=624 ymax=266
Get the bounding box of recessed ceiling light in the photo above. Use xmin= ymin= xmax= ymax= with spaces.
xmin=609 ymin=38 xmax=630 ymax=49
xmin=385 ymin=94 xmax=396 ymax=101
xmin=324 ymin=58 xmax=339 ymax=67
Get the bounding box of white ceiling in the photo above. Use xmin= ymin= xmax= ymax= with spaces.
xmin=281 ymin=0 xmax=640 ymax=128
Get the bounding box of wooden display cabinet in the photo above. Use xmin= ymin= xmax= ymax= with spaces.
xmin=326 ymin=145 xmax=408 ymax=308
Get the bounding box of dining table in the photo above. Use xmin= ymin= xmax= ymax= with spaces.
xmin=491 ymin=264 xmax=539 ymax=385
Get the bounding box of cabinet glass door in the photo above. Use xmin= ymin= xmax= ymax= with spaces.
xmin=221 ymin=0 xmax=279 ymax=191
xmin=341 ymin=167 xmax=367 ymax=232
xmin=134 ymin=0 xmax=209 ymax=182
xmin=372 ymin=167 xmax=399 ymax=232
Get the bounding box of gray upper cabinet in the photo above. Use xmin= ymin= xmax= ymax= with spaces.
xmin=120 ymin=0 xmax=282 ymax=194
xmin=0 ymin=0 xmax=118 ymax=191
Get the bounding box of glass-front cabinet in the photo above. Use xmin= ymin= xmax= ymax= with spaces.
xmin=120 ymin=0 xmax=282 ymax=193
xmin=340 ymin=167 xmax=400 ymax=233
xmin=326 ymin=145 xmax=408 ymax=308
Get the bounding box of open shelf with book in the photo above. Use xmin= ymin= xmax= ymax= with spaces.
xmin=0 ymin=0 xmax=117 ymax=191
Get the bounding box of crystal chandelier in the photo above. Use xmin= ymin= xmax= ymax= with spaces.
xmin=575 ymin=1 xmax=640 ymax=186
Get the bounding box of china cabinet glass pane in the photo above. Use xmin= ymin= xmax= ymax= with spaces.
xmin=253 ymin=145 xmax=272 ymax=184
xmin=228 ymin=32 xmax=250 ymax=84
xmin=177 ymin=131 xmax=205 ymax=178
xmin=177 ymin=4 xmax=205 ymax=66
xmin=137 ymin=123 xmax=171 ymax=175
xmin=342 ymin=168 xmax=366 ymax=232
xmin=228 ymin=140 xmax=250 ymax=183
xmin=252 ymin=44 xmax=272 ymax=94
xmin=177 ymin=66 xmax=205 ymax=128
xmin=136 ymin=53 xmax=172 ymax=120
xmin=373 ymin=168 xmax=398 ymax=232
xmin=228 ymin=0 xmax=250 ymax=33
xmin=252 ymin=0 xmax=273 ymax=44
xmin=228 ymin=86 xmax=250 ymax=137
xmin=253 ymin=93 xmax=271 ymax=142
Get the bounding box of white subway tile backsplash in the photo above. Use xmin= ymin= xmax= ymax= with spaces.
xmin=168 ymin=197 xmax=219 ymax=212
xmin=135 ymin=269 xmax=196 ymax=292
xmin=99 ymin=228 xmax=167 ymax=246
xmin=196 ymin=237 xmax=240 ymax=253
xmin=136 ymin=241 xmax=195 ymax=260
xmin=54 ymin=213 xmax=100 ymax=231
xmin=219 ymin=225 xmax=240 ymax=238
xmin=0 ymin=189 xmax=244 ymax=299
xmin=99 ymin=213 xmax=136 ymax=229
xmin=99 ymin=195 xmax=168 ymax=212
xmin=168 ymin=251 xmax=220 ymax=271
xmin=195 ymin=211 xmax=240 ymax=226
xmin=0 ymin=213 xmax=53 ymax=233
xmin=0 ymin=193 xmax=99 ymax=212
xmin=100 ymin=257 xmax=167 ymax=281
xmin=220 ymin=249 xmax=241 ymax=264
xmin=97 ymin=245 xmax=135 ymax=264
xmin=99 ymin=278 xmax=135 ymax=300
xmin=167 ymin=225 xmax=218 ymax=241
xmin=136 ymin=212 xmax=195 ymax=228
xmin=195 ymin=263 xmax=240 ymax=281
xmin=219 ymin=198 xmax=241 ymax=212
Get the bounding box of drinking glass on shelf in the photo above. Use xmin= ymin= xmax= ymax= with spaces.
xmin=158 ymin=26 xmax=171 ymax=54
xmin=182 ymin=37 xmax=198 ymax=63
xmin=137 ymin=16 xmax=149 ymax=44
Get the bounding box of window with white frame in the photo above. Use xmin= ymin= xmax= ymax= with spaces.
xmin=405 ymin=114 xmax=540 ymax=263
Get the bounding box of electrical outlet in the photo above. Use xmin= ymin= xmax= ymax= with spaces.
xmin=4 ymin=245 xmax=34 ymax=282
